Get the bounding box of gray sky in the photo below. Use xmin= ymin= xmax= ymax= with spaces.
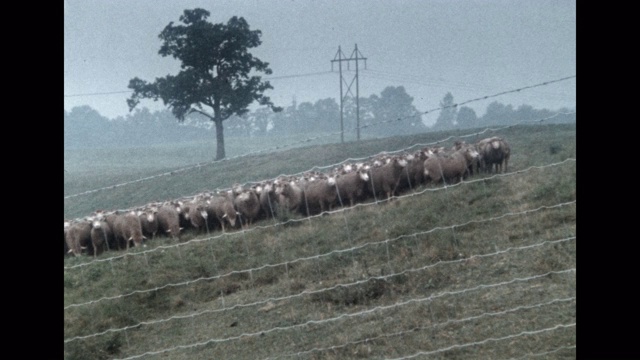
xmin=64 ymin=0 xmax=576 ymax=126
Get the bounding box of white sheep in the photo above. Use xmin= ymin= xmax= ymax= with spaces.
xmin=233 ymin=187 xmax=261 ymax=229
xmin=206 ymin=192 xmax=239 ymax=233
xmin=334 ymin=169 xmax=370 ymax=207
xmin=65 ymin=219 xmax=92 ymax=256
xmin=187 ymin=196 xmax=210 ymax=234
xmin=275 ymin=179 xmax=305 ymax=214
xmin=367 ymin=156 xmax=408 ymax=201
xmin=423 ymin=145 xmax=479 ymax=185
xmin=89 ymin=216 xmax=113 ymax=257
xmin=138 ymin=205 xmax=159 ymax=240
xmin=156 ymin=201 xmax=183 ymax=241
xmin=257 ymin=181 xmax=279 ymax=220
xmin=302 ymin=176 xmax=338 ymax=215
xmin=113 ymin=211 xmax=147 ymax=250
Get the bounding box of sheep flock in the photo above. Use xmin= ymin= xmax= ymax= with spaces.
xmin=64 ymin=136 xmax=510 ymax=258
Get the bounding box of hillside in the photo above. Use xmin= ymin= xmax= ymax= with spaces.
xmin=64 ymin=124 xmax=576 ymax=359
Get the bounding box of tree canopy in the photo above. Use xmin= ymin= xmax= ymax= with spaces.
xmin=432 ymin=92 xmax=457 ymax=131
xmin=359 ymin=86 xmax=425 ymax=136
xmin=127 ymin=8 xmax=280 ymax=160
xmin=456 ymin=106 xmax=478 ymax=129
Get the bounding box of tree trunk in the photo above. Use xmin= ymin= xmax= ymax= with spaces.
xmin=214 ymin=118 xmax=225 ymax=160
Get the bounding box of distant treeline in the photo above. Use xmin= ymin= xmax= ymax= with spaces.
xmin=64 ymin=87 xmax=575 ymax=149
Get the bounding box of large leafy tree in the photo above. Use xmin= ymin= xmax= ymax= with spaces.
xmin=127 ymin=8 xmax=281 ymax=160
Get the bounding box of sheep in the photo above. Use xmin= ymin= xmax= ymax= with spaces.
xmin=156 ymin=201 xmax=183 ymax=241
xmin=334 ymin=168 xmax=370 ymax=207
xmin=301 ymin=176 xmax=338 ymax=215
xmin=65 ymin=219 xmax=92 ymax=256
xmin=422 ymin=145 xmax=445 ymax=156
xmin=64 ymin=221 xmax=69 ymax=256
xmin=173 ymin=200 xmax=193 ymax=232
xmin=397 ymin=151 xmax=430 ymax=192
xmin=367 ymin=156 xmax=408 ymax=201
xmin=103 ymin=211 xmax=126 ymax=250
xmin=257 ymin=181 xmax=279 ymax=220
xmin=475 ymin=137 xmax=500 ymax=173
xmin=450 ymin=140 xmax=480 ymax=176
xmin=89 ymin=216 xmax=113 ymax=258
xmin=233 ymin=187 xmax=261 ymax=229
xmin=476 ymin=137 xmax=511 ymax=173
xmin=138 ymin=205 xmax=159 ymax=240
xmin=206 ymin=192 xmax=239 ymax=233
xmin=113 ymin=211 xmax=147 ymax=250
xmin=275 ymin=179 xmax=306 ymax=214
xmin=187 ymin=196 xmax=210 ymax=234
xmin=423 ymin=145 xmax=480 ymax=185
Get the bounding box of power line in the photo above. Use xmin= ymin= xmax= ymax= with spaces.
xmin=64 ymin=90 xmax=133 ymax=98
xmin=264 ymin=71 xmax=333 ymax=80
xmin=361 ymin=69 xmax=576 ymax=103
xmin=64 ymin=72 xmax=334 ymax=98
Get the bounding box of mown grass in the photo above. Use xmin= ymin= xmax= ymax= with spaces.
xmin=64 ymin=123 xmax=576 ymax=359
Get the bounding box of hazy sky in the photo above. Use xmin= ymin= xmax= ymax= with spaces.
xmin=64 ymin=0 xmax=576 ymax=125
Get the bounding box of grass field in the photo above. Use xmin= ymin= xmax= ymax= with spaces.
xmin=64 ymin=123 xmax=576 ymax=359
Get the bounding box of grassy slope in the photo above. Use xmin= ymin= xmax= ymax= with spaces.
xmin=64 ymin=124 xmax=576 ymax=359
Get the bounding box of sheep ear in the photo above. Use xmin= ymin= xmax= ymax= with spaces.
xmin=222 ymin=214 xmax=228 ymax=219
xmin=143 ymin=236 xmax=147 ymax=240
xmin=166 ymin=229 xmax=171 ymax=233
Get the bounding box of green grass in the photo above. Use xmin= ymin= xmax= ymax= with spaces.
xmin=64 ymin=124 xmax=576 ymax=359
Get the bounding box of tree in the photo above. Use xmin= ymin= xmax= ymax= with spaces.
xmin=296 ymin=101 xmax=317 ymax=131
xmin=313 ymin=98 xmax=340 ymax=133
xmin=366 ymin=86 xmax=425 ymax=137
xmin=249 ymin=107 xmax=274 ymax=136
xmin=64 ymin=105 xmax=111 ymax=149
xmin=479 ymin=101 xmax=514 ymax=125
xmin=456 ymin=106 xmax=478 ymax=129
xmin=127 ymin=9 xmax=281 ymax=160
xmin=271 ymin=98 xmax=301 ymax=135
xmin=432 ymin=92 xmax=457 ymax=131
xmin=515 ymin=104 xmax=536 ymax=123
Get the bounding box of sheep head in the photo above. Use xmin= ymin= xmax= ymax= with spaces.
xmin=359 ymin=170 xmax=370 ymax=182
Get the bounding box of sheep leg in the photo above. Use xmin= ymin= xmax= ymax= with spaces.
xmin=267 ymin=194 xmax=276 ymax=220
xmin=404 ymin=166 xmax=413 ymax=192
xmin=335 ymin=185 xmax=343 ymax=208
xmin=302 ymin=191 xmax=311 ymax=217
xmin=104 ymin=231 xmax=110 ymax=252
xmin=368 ymin=176 xmax=379 ymax=204
xmin=436 ymin=160 xmax=446 ymax=187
